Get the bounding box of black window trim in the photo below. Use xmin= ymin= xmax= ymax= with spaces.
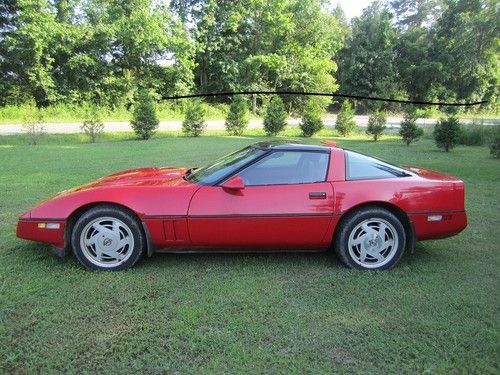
xmin=344 ymin=149 xmax=415 ymax=181
xmin=217 ymin=149 xmax=331 ymax=187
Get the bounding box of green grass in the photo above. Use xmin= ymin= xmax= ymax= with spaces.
xmin=0 ymin=131 xmax=498 ymax=374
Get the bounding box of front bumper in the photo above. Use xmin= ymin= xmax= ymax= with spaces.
xmin=16 ymin=219 xmax=66 ymax=248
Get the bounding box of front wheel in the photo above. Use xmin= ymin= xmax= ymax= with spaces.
xmin=334 ymin=208 xmax=406 ymax=270
xmin=71 ymin=205 xmax=145 ymax=270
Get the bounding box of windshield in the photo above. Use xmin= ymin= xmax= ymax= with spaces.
xmin=186 ymin=146 xmax=266 ymax=185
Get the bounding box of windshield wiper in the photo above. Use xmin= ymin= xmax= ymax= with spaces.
xmin=183 ymin=167 xmax=197 ymax=181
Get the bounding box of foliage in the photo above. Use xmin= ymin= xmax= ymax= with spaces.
xmin=366 ymin=111 xmax=387 ymax=141
xmin=21 ymin=107 xmax=46 ymax=145
xmin=457 ymin=123 xmax=499 ymax=146
xmin=263 ymin=96 xmax=288 ymax=136
xmin=430 ymin=0 xmax=499 ymax=108
xmin=225 ymin=96 xmax=250 ymax=136
xmin=299 ymin=99 xmax=324 ymax=137
xmin=182 ymin=100 xmax=206 ymax=137
xmin=490 ymin=134 xmax=500 ymax=159
xmin=335 ymin=100 xmax=356 ymax=136
xmin=80 ymin=108 xmax=104 ymax=143
xmin=0 ymin=0 xmax=498 ymax=115
xmin=399 ymin=109 xmax=424 ymax=145
xmin=337 ymin=2 xmax=398 ymax=112
xmin=193 ymin=0 xmax=345 ymax=112
xmin=434 ymin=114 xmax=462 ymax=152
xmin=131 ymin=89 xmax=159 ymax=140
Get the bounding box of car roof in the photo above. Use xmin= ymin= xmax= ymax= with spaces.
xmin=251 ymin=140 xmax=336 ymax=152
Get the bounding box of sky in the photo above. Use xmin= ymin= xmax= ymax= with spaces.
xmin=329 ymin=0 xmax=374 ymax=20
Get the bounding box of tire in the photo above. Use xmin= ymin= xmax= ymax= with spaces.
xmin=334 ymin=207 xmax=406 ymax=270
xmin=71 ymin=205 xmax=145 ymax=271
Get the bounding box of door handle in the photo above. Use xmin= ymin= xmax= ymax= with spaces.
xmin=309 ymin=192 xmax=327 ymax=199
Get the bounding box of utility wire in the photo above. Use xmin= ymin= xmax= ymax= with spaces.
xmin=161 ymin=90 xmax=487 ymax=107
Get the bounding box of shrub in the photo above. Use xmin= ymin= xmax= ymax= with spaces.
xmin=81 ymin=108 xmax=104 ymax=143
xmin=225 ymin=96 xmax=249 ymax=136
xmin=263 ymin=96 xmax=287 ymax=136
xmin=490 ymin=127 xmax=500 ymax=158
xmin=22 ymin=109 xmax=46 ymax=145
xmin=399 ymin=110 xmax=424 ymax=146
xmin=299 ymin=99 xmax=324 ymax=137
xmin=366 ymin=111 xmax=387 ymax=141
xmin=131 ymin=89 xmax=159 ymax=140
xmin=182 ymin=100 xmax=206 ymax=137
xmin=434 ymin=114 xmax=462 ymax=152
xmin=335 ymin=100 xmax=356 ymax=136
xmin=457 ymin=123 xmax=496 ymax=146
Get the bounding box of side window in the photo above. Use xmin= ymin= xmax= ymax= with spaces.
xmin=237 ymin=151 xmax=329 ymax=186
xmin=346 ymin=150 xmax=412 ymax=180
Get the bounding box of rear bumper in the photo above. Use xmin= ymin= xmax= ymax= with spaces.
xmin=409 ymin=210 xmax=467 ymax=240
xmin=16 ymin=219 xmax=66 ymax=248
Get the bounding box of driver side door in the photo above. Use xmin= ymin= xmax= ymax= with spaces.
xmin=187 ymin=150 xmax=335 ymax=249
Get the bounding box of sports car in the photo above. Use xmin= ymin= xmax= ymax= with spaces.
xmin=16 ymin=141 xmax=467 ymax=270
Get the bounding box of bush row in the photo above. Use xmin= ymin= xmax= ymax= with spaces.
xmin=19 ymin=94 xmax=500 ymax=158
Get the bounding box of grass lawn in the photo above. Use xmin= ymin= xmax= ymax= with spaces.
xmin=0 ymin=131 xmax=498 ymax=373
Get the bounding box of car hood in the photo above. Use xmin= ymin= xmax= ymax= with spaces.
xmin=64 ymin=167 xmax=192 ymax=193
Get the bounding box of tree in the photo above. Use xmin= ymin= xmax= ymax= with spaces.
xmin=131 ymin=89 xmax=159 ymax=140
xmin=22 ymin=105 xmax=46 ymax=145
xmin=192 ymin=0 xmax=345 ymax=113
xmin=430 ymin=0 xmax=499 ymax=107
xmin=337 ymin=2 xmax=398 ymax=112
xmin=366 ymin=112 xmax=387 ymax=141
xmin=434 ymin=114 xmax=461 ymax=152
xmin=399 ymin=108 xmax=424 ymax=145
xmin=299 ymin=98 xmax=324 ymax=137
xmin=182 ymin=100 xmax=206 ymax=136
xmin=335 ymin=100 xmax=356 ymax=136
xmin=81 ymin=107 xmax=104 ymax=143
xmin=225 ymin=96 xmax=250 ymax=136
xmin=389 ymin=0 xmax=444 ymax=30
xmin=394 ymin=28 xmax=441 ymax=103
xmin=263 ymin=96 xmax=287 ymax=136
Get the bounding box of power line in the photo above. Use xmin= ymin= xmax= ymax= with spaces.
xmin=161 ymin=91 xmax=487 ymax=107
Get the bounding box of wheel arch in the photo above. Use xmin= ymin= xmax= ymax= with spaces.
xmin=64 ymin=201 xmax=154 ymax=256
xmin=333 ymin=201 xmax=415 ymax=253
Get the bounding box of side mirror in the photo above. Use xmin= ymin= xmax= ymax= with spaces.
xmin=221 ymin=176 xmax=245 ymax=191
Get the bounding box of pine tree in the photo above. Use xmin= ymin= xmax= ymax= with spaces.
xmin=335 ymin=100 xmax=356 ymax=136
xmin=399 ymin=109 xmax=424 ymax=146
xmin=225 ymin=96 xmax=250 ymax=136
xmin=299 ymin=99 xmax=324 ymax=137
xmin=182 ymin=100 xmax=206 ymax=137
xmin=366 ymin=112 xmax=387 ymax=141
xmin=131 ymin=90 xmax=159 ymax=140
xmin=263 ymin=97 xmax=287 ymax=136
xmin=434 ymin=114 xmax=461 ymax=152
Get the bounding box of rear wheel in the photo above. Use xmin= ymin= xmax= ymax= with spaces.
xmin=334 ymin=208 xmax=406 ymax=270
xmin=71 ymin=205 xmax=145 ymax=270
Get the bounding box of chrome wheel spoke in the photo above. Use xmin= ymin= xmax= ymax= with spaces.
xmin=381 ymin=238 xmax=395 ymax=251
xmin=84 ymin=234 xmax=99 ymax=246
xmin=92 ymin=222 xmax=114 ymax=236
xmin=352 ymin=235 xmax=366 ymax=246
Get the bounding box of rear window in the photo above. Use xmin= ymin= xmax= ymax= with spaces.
xmin=345 ymin=150 xmax=412 ymax=180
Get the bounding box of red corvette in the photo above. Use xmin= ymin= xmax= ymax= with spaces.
xmin=17 ymin=141 xmax=467 ymax=270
